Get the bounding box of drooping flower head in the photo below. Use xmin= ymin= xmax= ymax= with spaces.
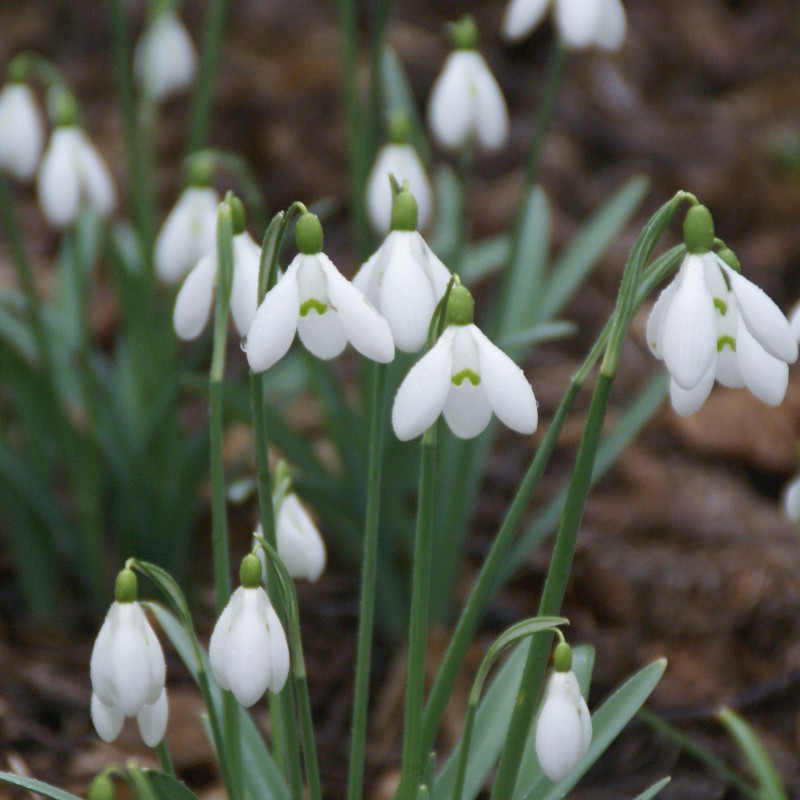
xmin=428 ymin=15 xmax=509 ymax=152
xmin=209 ymin=555 xmax=290 ymax=707
xmin=647 ymin=204 xmax=798 ymax=416
xmin=90 ymin=568 xmax=168 ymax=747
xmin=502 ymin=0 xmax=626 ymax=51
xmin=246 ymin=211 xmax=395 ymax=371
xmin=366 ymin=111 xmax=433 ymax=234
xmin=354 ymin=184 xmax=451 ymax=353
xmin=0 ymin=75 xmax=44 ymax=181
xmin=392 ymin=281 xmax=538 ymax=440
xmin=173 ymin=194 xmax=260 ymax=340
xmin=535 ymin=640 xmax=592 ymax=782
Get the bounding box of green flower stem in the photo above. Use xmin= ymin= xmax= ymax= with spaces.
xmin=398 ymin=424 xmax=438 ymax=800
xmin=367 ymin=0 xmax=391 ymax=153
xmin=185 ymin=0 xmax=229 ymax=155
xmin=295 ymin=661 xmax=322 ymax=800
xmin=155 ymin=740 xmax=175 ymax=778
xmin=223 ymin=691 xmax=243 ymax=800
xmin=452 ymin=144 xmax=473 ymax=272
xmin=346 ymin=361 xmax=387 ymax=800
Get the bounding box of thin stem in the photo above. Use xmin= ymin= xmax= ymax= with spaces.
xmin=367 ymin=0 xmax=392 ymax=158
xmin=155 ymin=740 xmax=175 ymax=777
xmin=347 ymin=362 xmax=387 ymax=800
xmin=398 ymin=425 xmax=438 ymax=800
xmin=223 ymin=693 xmax=243 ymax=800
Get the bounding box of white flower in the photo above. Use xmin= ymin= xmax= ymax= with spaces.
xmin=353 ymin=229 xmax=451 ymax=353
xmin=173 ymin=228 xmax=261 ymax=340
xmin=366 ymin=143 xmax=433 ymax=233
xmin=90 ymin=601 xmax=168 ymax=747
xmin=155 ymin=186 xmax=220 ymax=283
xmin=276 ymin=494 xmax=327 ymax=582
xmin=535 ymin=668 xmax=592 ymax=782
xmin=392 ymin=321 xmax=538 ymax=440
xmin=0 ymin=83 xmax=44 ymax=181
xmin=37 ymin=126 xmax=116 ymax=228
xmin=782 ymin=473 xmax=800 ymax=522
xmin=502 ymin=0 xmax=626 ymax=50
xmin=428 ymin=50 xmax=509 ymax=151
xmin=134 ymin=10 xmax=198 ymax=101
xmin=789 ymin=300 xmax=800 ymax=344
xmin=246 ymin=214 xmax=394 ymax=371
xmin=209 ymin=585 xmax=290 ymax=707
xmin=647 ymin=251 xmax=798 ymax=416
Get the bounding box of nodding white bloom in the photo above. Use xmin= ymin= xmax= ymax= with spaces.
xmin=392 ymin=283 xmax=537 ymax=440
xmin=90 ymin=570 xmax=168 ymax=747
xmin=535 ymin=645 xmax=592 ymax=782
xmin=0 ymin=83 xmax=44 ymax=181
xmin=789 ymin=301 xmax=800 ymax=344
xmin=155 ymin=186 xmax=220 ymax=283
xmin=354 ymin=188 xmax=451 ymax=353
xmin=502 ymin=0 xmax=626 ymax=51
xmin=135 ymin=10 xmax=198 ymax=101
xmin=246 ymin=212 xmax=395 ymax=372
xmin=173 ymin=204 xmax=260 ymax=340
xmin=647 ymin=206 xmax=797 ymax=416
xmin=782 ymin=473 xmax=800 ymax=522
xmin=209 ymin=556 xmax=290 ymax=707
xmin=428 ymin=16 xmax=509 ymax=152
xmin=37 ymin=126 xmax=116 ymax=228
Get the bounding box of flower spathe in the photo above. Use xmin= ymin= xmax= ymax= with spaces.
xmin=173 ymin=227 xmax=261 ymax=340
xmin=245 ymin=213 xmax=395 ymax=371
xmin=90 ymin=600 xmax=168 ymax=747
xmin=209 ymin=585 xmax=290 ymax=707
xmin=502 ymin=0 xmax=626 ymax=51
xmin=647 ymin=251 xmax=798 ymax=416
xmin=353 ymin=229 xmax=451 ymax=353
xmin=155 ymin=186 xmax=220 ymax=283
xmin=0 ymin=83 xmax=44 ymax=181
xmin=134 ymin=10 xmax=198 ymax=101
xmin=37 ymin=126 xmax=116 ymax=228
xmin=535 ymin=668 xmax=592 ymax=781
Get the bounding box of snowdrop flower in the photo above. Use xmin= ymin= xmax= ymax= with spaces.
xmin=366 ymin=111 xmax=433 ymax=233
xmin=428 ymin=16 xmax=509 ymax=152
xmin=354 ymin=186 xmax=451 ymax=353
xmin=0 ymin=82 xmax=44 ymax=181
xmin=135 ymin=9 xmax=198 ymax=102
xmin=782 ymin=472 xmax=800 ymax=522
xmin=246 ymin=212 xmax=395 ymax=371
xmin=90 ymin=569 xmax=168 ymax=747
xmin=789 ymin=301 xmax=800 ymax=344
xmin=502 ymin=0 xmax=626 ymax=51
xmin=647 ymin=205 xmax=798 ymax=416
xmin=37 ymin=123 xmax=116 ymax=228
xmin=535 ymin=642 xmax=592 ymax=782
xmin=392 ymin=282 xmax=538 ymax=440
xmin=209 ymin=555 xmax=290 ymax=707
xmin=173 ymin=195 xmax=260 ymax=340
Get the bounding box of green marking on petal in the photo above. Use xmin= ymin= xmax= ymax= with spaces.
xmin=452 ymin=368 xmax=480 ymax=386
xmin=717 ymin=335 xmax=736 ymax=352
xmin=300 ymin=299 xmax=328 ymax=317
xmin=713 ymin=297 xmax=727 ymax=315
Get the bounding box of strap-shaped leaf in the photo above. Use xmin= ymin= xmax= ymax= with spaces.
xmin=0 ymin=773 xmax=83 ymax=800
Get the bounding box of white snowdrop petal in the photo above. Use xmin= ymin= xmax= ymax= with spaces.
xmin=789 ymin=302 xmax=800 ymax=343
xmin=428 ymin=52 xmax=474 ymax=150
xmin=715 ymin=346 xmax=744 ymax=388
xmin=209 ymin=595 xmax=235 ymax=690
xmin=662 ymin=257 xmax=717 ymax=389
xmin=109 ymin=608 xmax=156 ymax=716
xmin=90 ymin=611 xmax=117 ymax=707
xmin=246 ymin=262 xmax=301 ymax=372
xmin=714 ymin=300 xmax=744 ymax=387
xmin=91 ymin=693 xmax=124 ymax=743
xmin=555 ymin=0 xmax=605 ymax=48
xmin=137 ymin=689 xmax=168 ymax=747
xmin=726 ymin=266 xmax=798 ymax=364
xmin=0 ymin=84 xmax=43 ymax=180
xmin=224 ymin=595 xmax=272 ymax=708
xmin=443 ymin=381 xmax=493 ymax=439
xmin=736 ymin=318 xmax=789 ymax=407
xmin=135 ymin=12 xmax=197 ymax=101
xmin=646 ymin=278 xmax=679 ymax=359
xmin=420 ymin=241 xmax=453 ymax=299
xmin=38 ymin=129 xmax=81 ymax=227
xmin=781 ymin=475 xmax=800 ymax=522
xmin=277 ymin=494 xmax=326 ymax=581
xmin=173 ymin=251 xmax=217 ymax=340
xmin=469 ymin=53 xmax=510 ymax=150
xmin=319 ymin=254 xmax=395 ymax=362
xmin=669 ymin=368 xmax=715 ymax=417
xmin=392 ymin=328 xmax=455 ymax=441
xmin=594 ymin=0 xmax=627 ymax=50
xmin=76 ymin=131 xmax=116 ymax=217
xmin=229 ymin=233 xmax=261 ymax=337
xmin=142 ymin=617 xmax=166 ymax=705
xmin=473 ymin=326 xmax=538 ymax=434
xmin=266 ymin=606 xmax=291 ymax=694
xmin=501 ymin=0 xmax=551 ymax=42
xmin=352 ymin=245 xmax=382 ymax=304
xmin=297 ymin=308 xmax=349 ymax=360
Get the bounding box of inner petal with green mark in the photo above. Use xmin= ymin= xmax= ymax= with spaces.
xmin=300 ymin=299 xmax=328 ymax=317
xmin=452 ymin=368 xmax=480 ymax=386
xmin=717 ymin=335 xmax=736 ymax=352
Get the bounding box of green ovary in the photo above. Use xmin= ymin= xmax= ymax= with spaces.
xmin=452 ymin=368 xmax=480 ymax=386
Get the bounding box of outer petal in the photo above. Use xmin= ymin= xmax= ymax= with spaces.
xmin=443 ymin=381 xmax=493 ymax=439
xmin=428 ymin=52 xmax=473 ymax=150
xmin=392 ymin=328 xmax=455 ymax=441
xmin=468 ymin=53 xmax=510 ymax=150
xmin=38 ymin=128 xmax=81 ymax=228
xmin=318 ymin=254 xmax=395 ymax=362
xmin=736 ymin=318 xmax=789 ymax=406
xmin=594 ymin=0 xmax=627 ymax=50
xmin=76 ymin=131 xmax=116 ymax=218
xmin=91 ymin=693 xmax=124 ymax=743
xmin=669 ymin=367 xmax=715 ymax=417
xmin=472 ymin=325 xmax=538 ymax=434
xmin=0 ymin=84 xmax=43 ymax=180
xmin=277 ymin=493 xmax=327 ymax=581
xmin=229 ymin=232 xmax=261 ymax=337
xmin=724 ymin=263 xmax=798 ymax=364
xmin=109 ymin=604 xmax=156 ymax=716
xmin=789 ymin=301 xmax=800 ymax=343
xmin=90 ymin=608 xmax=117 ymax=706
xmin=501 ymin=0 xmax=551 ymax=42
xmin=266 ymin=605 xmax=290 ymax=694
xmin=352 ymin=244 xmax=383 ymax=304
xmin=224 ymin=590 xmax=272 ymax=708
xmin=661 ymin=256 xmax=717 ymax=390
xmin=173 ymin=251 xmax=217 ymax=340
xmin=781 ymin=474 xmax=800 ymax=522
xmin=645 ymin=277 xmax=679 ymax=359
xmin=135 ymin=11 xmax=197 ymax=101
xmin=142 ymin=616 xmax=167 ymax=705
xmin=137 ymin=688 xmax=168 ymax=747
xmin=420 ymin=239 xmax=453 ymax=299
xmin=246 ymin=261 xmax=301 ymax=372
xmin=209 ymin=592 xmax=237 ymax=690
xmin=555 ymin=0 xmax=606 ymax=48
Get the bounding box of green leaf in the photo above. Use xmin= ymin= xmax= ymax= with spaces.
xmin=460 ymin=235 xmax=509 ymax=285
xmin=429 ymin=165 xmax=461 ymax=259
xmin=534 ymin=176 xmax=649 ymax=323
xmin=130 ymin=769 xmax=199 ymax=800
xmin=498 ymin=320 xmax=577 ymax=354
xmin=631 ymin=777 xmax=671 ymax=800
xmin=0 ymin=772 xmax=83 ymax=800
